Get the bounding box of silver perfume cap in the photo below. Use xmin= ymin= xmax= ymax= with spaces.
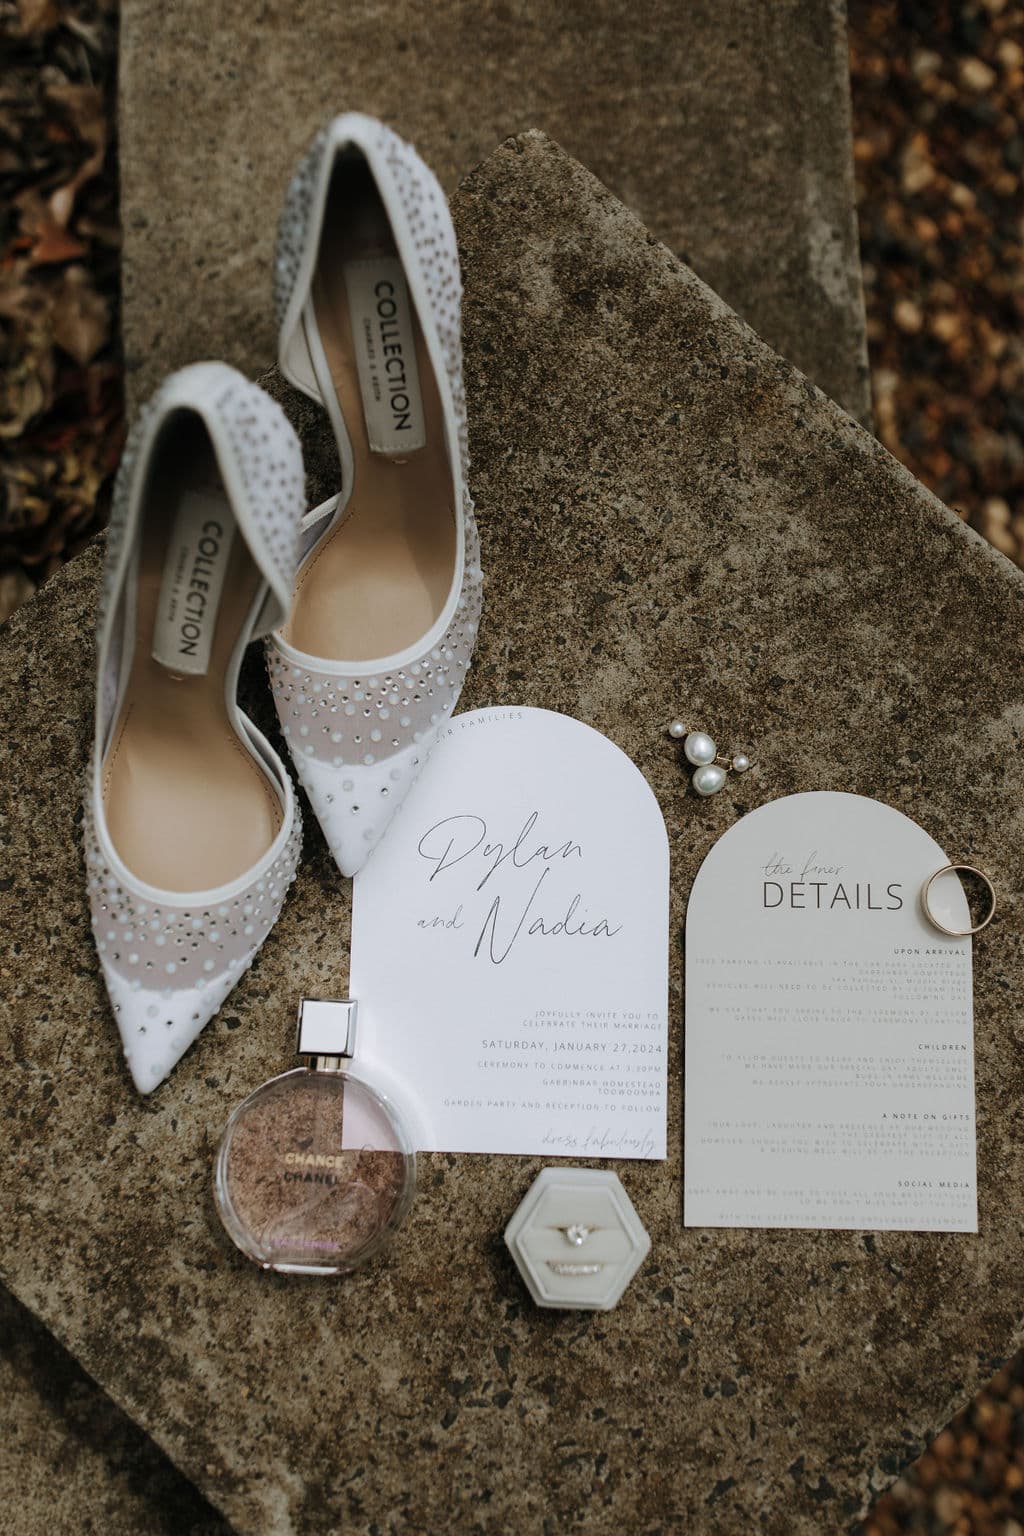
xmin=296 ymin=998 xmax=358 ymax=1068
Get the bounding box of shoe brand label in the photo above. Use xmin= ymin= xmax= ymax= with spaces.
xmin=344 ymin=256 xmax=427 ymax=456
xmin=151 ymin=489 xmax=235 ymax=677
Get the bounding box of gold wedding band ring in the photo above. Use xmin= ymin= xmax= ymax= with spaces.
xmin=920 ymin=864 xmax=996 ymax=938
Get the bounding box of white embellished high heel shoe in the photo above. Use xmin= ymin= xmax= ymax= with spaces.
xmin=268 ymin=113 xmax=482 ymax=877
xmin=85 ymin=362 xmax=306 ymax=1094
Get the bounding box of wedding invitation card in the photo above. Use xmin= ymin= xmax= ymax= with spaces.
xmin=684 ymin=792 xmax=977 ymax=1232
xmin=351 ymin=709 xmax=669 ymax=1157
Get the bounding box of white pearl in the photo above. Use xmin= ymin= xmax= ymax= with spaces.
xmin=668 ymin=720 xmax=687 ymax=740
xmin=692 ymin=763 xmax=727 ymax=796
xmin=732 ymin=753 xmax=750 ymax=773
xmin=684 ymin=731 xmax=717 ymax=766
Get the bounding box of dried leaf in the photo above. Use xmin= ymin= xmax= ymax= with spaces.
xmin=45 ymin=83 xmax=107 ymax=203
xmin=48 ymin=182 xmax=76 ymax=230
xmin=14 ymin=188 xmax=88 ymax=264
xmin=0 ymin=353 xmax=54 ymax=438
xmin=1 ymin=0 xmax=122 ymax=616
xmin=16 ymin=0 xmax=61 ymax=37
xmin=31 ymin=220 xmax=88 ymax=264
xmin=0 ymin=261 xmax=45 ymax=326
xmin=0 ymin=567 xmax=37 ymax=623
xmin=50 ymin=265 xmax=110 ymax=367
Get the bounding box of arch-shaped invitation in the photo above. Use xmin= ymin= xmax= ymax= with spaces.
xmin=352 ymin=708 xmax=670 ymax=1156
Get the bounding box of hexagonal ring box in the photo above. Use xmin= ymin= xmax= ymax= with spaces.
xmin=504 ymin=1168 xmax=651 ymax=1311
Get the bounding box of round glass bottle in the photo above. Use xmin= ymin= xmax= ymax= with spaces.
xmin=214 ymin=999 xmax=415 ymax=1275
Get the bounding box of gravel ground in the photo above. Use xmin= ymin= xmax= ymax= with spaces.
xmin=0 ymin=0 xmax=121 ymax=620
xmin=1 ymin=2 xmax=1023 ymax=1531
xmin=850 ymin=0 xmax=1024 ymax=565
xmin=853 ymin=10 xmax=1024 ymax=1527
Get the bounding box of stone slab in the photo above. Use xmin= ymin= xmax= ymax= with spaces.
xmin=3 ymin=133 xmax=1024 ymax=1535
xmin=118 ymin=0 xmax=870 ymax=423
xmin=0 ymin=1288 xmax=229 ymax=1536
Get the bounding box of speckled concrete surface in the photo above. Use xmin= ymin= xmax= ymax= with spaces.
xmin=3 ymin=134 xmax=1023 ymax=1535
xmin=0 ymin=1289 xmax=229 ymax=1536
xmin=118 ymin=0 xmax=870 ymax=424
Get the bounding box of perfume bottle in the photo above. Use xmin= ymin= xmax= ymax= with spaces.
xmin=214 ymin=999 xmax=415 ymax=1275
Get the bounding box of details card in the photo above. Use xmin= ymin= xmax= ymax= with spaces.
xmin=684 ymin=792 xmax=977 ymax=1231
xmin=351 ymin=708 xmax=669 ymax=1157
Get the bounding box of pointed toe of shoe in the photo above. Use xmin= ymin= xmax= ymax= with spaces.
xmin=101 ymin=963 xmax=242 ymax=1094
xmin=289 ymin=741 xmax=428 ymax=878
xmin=85 ymin=767 xmax=302 ymax=1093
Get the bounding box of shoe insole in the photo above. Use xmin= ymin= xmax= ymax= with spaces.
xmin=102 ymin=414 xmax=281 ymax=893
xmin=280 ymin=161 xmax=456 ymax=663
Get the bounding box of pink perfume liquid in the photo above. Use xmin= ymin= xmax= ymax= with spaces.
xmin=215 ymin=1066 xmax=415 ymax=1275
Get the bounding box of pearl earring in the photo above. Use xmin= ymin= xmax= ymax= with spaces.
xmin=667 ymin=721 xmax=752 ymax=797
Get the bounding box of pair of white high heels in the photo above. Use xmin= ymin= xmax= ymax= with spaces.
xmin=86 ymin=114 xmax=482 ymax=1093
